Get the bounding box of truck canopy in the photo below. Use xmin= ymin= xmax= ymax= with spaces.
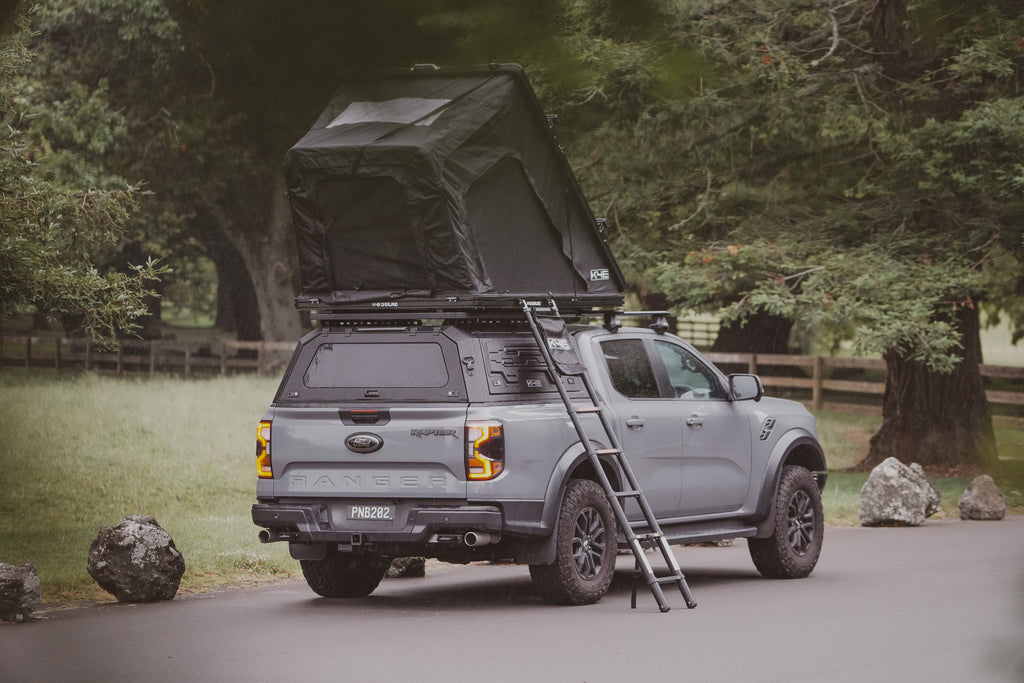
xmin=285 ymin=64 xmax=624 ymax=313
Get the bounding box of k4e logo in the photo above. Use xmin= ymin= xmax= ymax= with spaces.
xmin=548 ymin=338 xmax=571 ymax=351
xmin=590 ymin=268 xmax=610 ymax=281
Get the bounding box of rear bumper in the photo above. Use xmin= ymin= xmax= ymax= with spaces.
xmin=252 ymin=502 xmax=503 ymax=547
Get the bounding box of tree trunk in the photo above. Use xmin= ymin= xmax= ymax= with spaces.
xmin=859 ymin=305 xmax=997 ymax=471
xmin=207 ymin=229 xmax=261 ymax=341
xmin=218 ymin=166 xmax=303 ymax=343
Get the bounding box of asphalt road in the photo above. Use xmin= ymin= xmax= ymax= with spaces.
xmin=3 ymin=517 xmax=1023 ymax=683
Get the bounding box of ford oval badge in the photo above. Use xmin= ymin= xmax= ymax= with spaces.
xmin=346 ymin=432 xmax=383 ymax=454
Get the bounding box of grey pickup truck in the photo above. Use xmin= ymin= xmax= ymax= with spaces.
xmin=251 ymin=63 xmax=825 ymax=606
xmin=252 ymin=316 xmax=826 ymax=605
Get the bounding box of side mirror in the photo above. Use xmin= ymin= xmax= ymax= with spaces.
xmin=729 ymin=374 xmax=763 ymax=402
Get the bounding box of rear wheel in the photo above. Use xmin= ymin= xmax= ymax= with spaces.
xmin=748 ymin=465 xmax=823 ymax=579
xmin=529 ymin=479 xmax=617 ymax=605
xmin=300 ymin=550 xmax=389 ymax=598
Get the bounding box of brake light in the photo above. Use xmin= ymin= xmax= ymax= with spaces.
xmin=256 ymin=420 xmax=273 ymax=479
xmin=466 ymin=421 xmax=504 ymax=481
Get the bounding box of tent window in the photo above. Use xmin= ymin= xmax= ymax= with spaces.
xmin=318 ymin=176 xmax=428 ymax=291
xmin=327 ymin=98 xmax=450 ymax=128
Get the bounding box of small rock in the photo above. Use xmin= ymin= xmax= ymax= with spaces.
xmin=859 ymin=457 xmax=941 ymax=526
xmin=958 ymin=474 xmax=1006 ymax=521
xmin=0 ymin=562 xmax=42 ymax=623
xmin=87 ymin=516 xmax=185 ymax=603
xmin=386 ymin=557 xmax=426 ymax=579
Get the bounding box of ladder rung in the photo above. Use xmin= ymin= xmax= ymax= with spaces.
xmin=575 ymin=405 xmax=602 ymax=414
xmin=653 ymin=575 xmax=687 ymax=585
xmin=594 ymin=448 xmax=622 ymax=456
xmin=613 ymin=490 xmax=643 ymax=499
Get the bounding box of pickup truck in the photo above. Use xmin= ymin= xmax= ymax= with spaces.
xmin=251 ymin=316 xmax=827 ymax=605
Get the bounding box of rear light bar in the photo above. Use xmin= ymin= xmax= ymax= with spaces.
xmin=256 ymin=420 xmax=273 ymax=479
xmin=466 ymin=421 xmax=504 ymax=481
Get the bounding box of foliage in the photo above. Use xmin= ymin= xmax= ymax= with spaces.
xmin=0 ymin=5 xmax=165 ymax=345
xmin=556 ymin=0 xmax=1024 ymax=372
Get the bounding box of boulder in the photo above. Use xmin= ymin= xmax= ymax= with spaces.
xmin=859 ymin=458 xmax=941 ymax=526
xmin=87 ymin=516 xmax=185 ymax=603
xmin=0 ymin=562 xmax=42 ymax=623
xmin=386 ymin=557 xmax=426 ymax=579
xmin=958 ymin=474 xmax=1006 ymax=521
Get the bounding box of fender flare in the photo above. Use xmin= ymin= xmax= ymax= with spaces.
xmin=752 ymin=430 xmax=827 ymax=537
xmin=514 ymin=440 xmax=619 ymax=565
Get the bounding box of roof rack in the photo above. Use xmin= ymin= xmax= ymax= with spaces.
xmin=297 ymin=292 xmax=625 ymax=320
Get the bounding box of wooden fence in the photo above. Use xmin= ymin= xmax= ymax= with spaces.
xmin=704 ymin=351 xmax=1024 ymax=428
xmin=1 ymin=335 xmax=1022 ymax=427
xmin=0 ymin=336 xmax=295 ymax=378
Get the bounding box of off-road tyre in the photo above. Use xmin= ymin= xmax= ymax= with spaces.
xmin=300 ymin=550 xmax=390 ymax=598
xmin=529 ymin=479 xmax=617 ymax=605
xmin=748 ymin=465 xmax=824 ymax=579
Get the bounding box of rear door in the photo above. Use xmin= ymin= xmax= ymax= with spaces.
xmin=269 ymin=329 xmax=469 ymax=500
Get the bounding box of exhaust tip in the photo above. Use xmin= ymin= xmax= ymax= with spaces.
xmin=463 ymin=531 xmax=500 ymax=547
xmin=258 ymin=529 xmax=271 ymax=543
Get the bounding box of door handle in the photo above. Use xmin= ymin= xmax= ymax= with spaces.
xmin=625 ymin=417 xmax=645 ymax=429
xmin=685 ymin=415 xmax=704 ymax=429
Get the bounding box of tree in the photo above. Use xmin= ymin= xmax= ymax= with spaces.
xmin=0 ymin=2 xmax=164 ymax=345
xmin=584 ymin=0 xmax=1023 ymax=468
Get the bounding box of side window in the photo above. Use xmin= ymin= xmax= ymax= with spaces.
xmin=600 ymin=339 xmax=660 ymax=399
xmin=653 ymin=340 xmax=725 ymax=400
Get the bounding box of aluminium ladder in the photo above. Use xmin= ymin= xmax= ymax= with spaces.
xmin=521 ymin=300 xmax=697 ymax=612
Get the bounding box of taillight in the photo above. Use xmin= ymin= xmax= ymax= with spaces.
xmin=466 ymin=421 xmax=504 ymax=481
xmin=256 ymin=420 xmax=273 ymax=479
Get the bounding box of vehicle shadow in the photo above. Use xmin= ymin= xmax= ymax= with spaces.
xmin=290 ymin=556 xmax=764 ymax=613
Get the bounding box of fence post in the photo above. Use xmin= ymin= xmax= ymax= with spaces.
xmin=55 ymin=337 xmax=62 ymax=370
xmin=25 ymin=336 xmax=32 ymax=368
xmin=116 ymin=343 xmax=123 ymax=375
xmin=812 ymin=356 xmax=824 ymax=411
xmin=258 ymin=341 xmax=265 ymax=376
xmin=85 ymin=341 xmax=91 ymax=371
xmin=220 ymin=342 xmax=227 ymax=376
xmin=748 ymin=353 xmax=758 ymax=375
xmin=149 ymin=341 xmax=156 ymax=379
xmin=184 ymin=347 xmax=192 ymax=378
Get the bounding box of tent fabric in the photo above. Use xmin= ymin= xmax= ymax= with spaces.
xmin=285 ymin=64 xmax=624 ymax=312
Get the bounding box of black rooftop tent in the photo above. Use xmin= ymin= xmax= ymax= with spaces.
xmin=285 ymin=63 xmax=624 ymax=314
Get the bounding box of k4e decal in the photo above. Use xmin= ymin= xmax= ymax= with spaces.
xmin=590 ymin=268 xmax=610 ymax=281
xmin=759 ymin=417 xmax=776 ymax=441
xmin=547 ymin=338 xmax=571 ymax=351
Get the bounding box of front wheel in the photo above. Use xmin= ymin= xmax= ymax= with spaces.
xmin=529 ymin=479 xmax=617 ymax=605
xmin=748 ymin=465 xmax=824 ymax=579
xmin=300 ymin=550 xmax=389 ymax=598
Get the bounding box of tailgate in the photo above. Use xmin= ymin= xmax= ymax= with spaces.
xmin=268 ymin=405 xmax=469 ymax=499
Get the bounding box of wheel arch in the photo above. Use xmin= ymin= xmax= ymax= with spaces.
xmin=752 ymin=432 xmax=827 ymax=537
xmin=515 ymin=441 xmax=621 ymax=565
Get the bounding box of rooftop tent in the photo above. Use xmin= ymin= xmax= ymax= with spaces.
xmin=284 ymin=64 xmax=624 ymax=313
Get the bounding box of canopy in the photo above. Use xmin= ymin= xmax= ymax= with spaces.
xmin=285 ymin=64 xmax=624 ymax=313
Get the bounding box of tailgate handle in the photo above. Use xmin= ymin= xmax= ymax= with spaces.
xmin=339 ymin=409 xmax=391 ymax=426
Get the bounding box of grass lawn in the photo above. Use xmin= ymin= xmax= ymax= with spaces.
xmin=0 ymin=370 xmax=1020 ymax=605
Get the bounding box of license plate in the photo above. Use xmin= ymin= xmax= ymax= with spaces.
xmin=348 ymin=505 xmax=394 ymax=521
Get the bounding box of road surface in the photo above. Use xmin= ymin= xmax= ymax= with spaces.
xmin=3 ymin=517 xmax=1023 ymax=682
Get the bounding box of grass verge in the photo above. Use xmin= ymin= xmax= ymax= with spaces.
xmin=0 ymin=370 xmax=294 ymax=606
xmin=0 ymin=371 xmax=1020 ymax=605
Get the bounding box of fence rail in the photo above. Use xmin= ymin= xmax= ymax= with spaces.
xmin=0 ymin=335 xmax=295 ymax=377
xmin=2 ymin=335 xmax=1022 ymax=427
xmin=703 ymin=351 xmax=1024 ymax=428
